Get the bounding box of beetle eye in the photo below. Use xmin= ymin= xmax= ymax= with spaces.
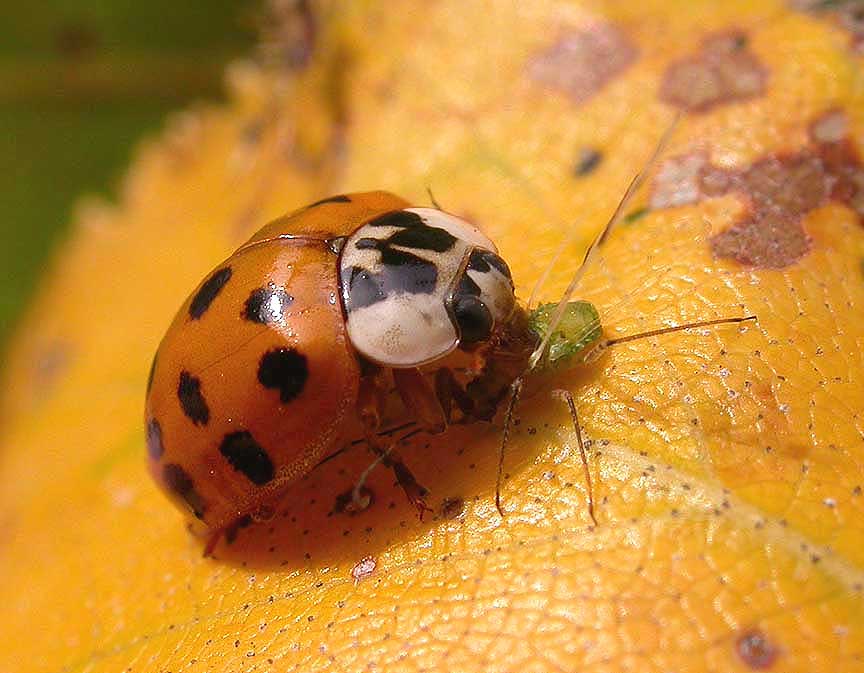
xmin=453 ymin=295 xmax=493 ymax=345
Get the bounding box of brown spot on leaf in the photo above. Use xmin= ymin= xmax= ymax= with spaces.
xmin=650 ymin=152 xmax=709 ymax=209
xmin=660 ymin=31 xmax=767 ymax=112
xmin=528 ymin=24 xmax=637 ymax=105
xmin=651 ymin=109 xmax=864 ymax=268
xmin=810 ymin=108 xmax=849 ymax=143
xmin=351 ymin=555 xmax=376 ymax=585
xmin=736 ymin=628 xmax=779 ymax=669
xmin=791 ymin=0 xmax=864 ymax=54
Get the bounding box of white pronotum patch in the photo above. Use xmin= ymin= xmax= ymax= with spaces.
xmin=339 ymin=208 xmax=512 ymax=368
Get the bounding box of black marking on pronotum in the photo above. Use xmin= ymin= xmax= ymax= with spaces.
xmin=355 ymin=238 xmax=380 ymax=250
xmin=146 ymin=418 xmax=164 ymax=460
xmin=243 ymin=284 xmax=294 ymax=324
xmin=163 ymin=463 xmax=207 ymax=519
xmin=376 ymin=247 xmax=439 ymax=279
xmin=574 ymin=147 xmax=603 ymax=176
xmin=306 ymin=194 xmax=351 ymax=208
xmin=346 ymin=267 xmax=385 ymax=309
xmin=189 ymin=267 xmax=232 ymax=320
xmin=367 ymin=210 xmax=425 ymax=229
xmin=178 ymin=371 xmax=210 ymax=426
xmin=258 ymin=348 xmax=309 ymax=403
xmin=345 ymin=251 xmax=439 ymax=311
xmin=219 ymin=431 xmax=275 ymax=485
xmin=386 ymin=225 xmax=457 ymax=252
xmin=466 ymin=249 xmax=513 ymax=281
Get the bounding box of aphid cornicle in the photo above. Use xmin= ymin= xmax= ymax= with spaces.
xmin=145 ymin=131 xmax=756 ymax=555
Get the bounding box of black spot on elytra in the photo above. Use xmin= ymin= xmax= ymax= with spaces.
xmin=243 ymin=284 xmax=294 ymax=324
xmin=306 ymin=194 xmax=351 ymax=208
xmin=189 ymin=267 xmax=232 ymax=320
xmin=219 ymin=431 xmax=275 ymax=485
xmin=146 ymin=353 xmax=157 ymax=394
xmin=146 ymin=418 xmax=164 ymax=460
xmin=367 ymin=210 xmax=424 ymax=229
xmin=466 ymin=249 xmax=512 ymax=280
xmin=258 ymin=348 xmax=309 ymax=403
xmin=354 ymin=237 xmax=380 ymax=250
xmin=163 ymin=463 xmax=207 ymax=519
xmin=574 ymin=147 xmax=603 ymax=176
xmin=178 ymin=371 xmax=210 ymax=426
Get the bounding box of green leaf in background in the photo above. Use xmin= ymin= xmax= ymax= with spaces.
xmin=0 ymin=0 xmax=255 ymax=354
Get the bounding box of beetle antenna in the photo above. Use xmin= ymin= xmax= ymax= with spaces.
xmin=528 ymin=113 xmax=681 ymax=371
xmin=426 ymin=185 xmax=443 ymax=210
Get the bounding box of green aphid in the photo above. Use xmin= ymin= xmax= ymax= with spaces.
xmin=528 ymin=301 xmax=603 ymax=370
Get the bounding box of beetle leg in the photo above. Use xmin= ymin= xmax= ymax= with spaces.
xmin=203 ymin=529 xmax=222 ymax=558
xmin=200 ymin=514 xmax=253 ymax=558
xmin=349 ymin=370 xmax=432 ymax=517
xmin=393 ymin=367 xmax=447 ymax=434
xmin=434 ymin=367 xmax=476 ymax=423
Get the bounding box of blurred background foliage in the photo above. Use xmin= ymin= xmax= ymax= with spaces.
xmin=0 ymin=1 xmax=255 ymax=356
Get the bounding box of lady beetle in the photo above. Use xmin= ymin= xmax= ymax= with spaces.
xmin=146 ymin=131 xmax=756 ymax=554
xmin=145 ymin=191 xmax=534 ymax=552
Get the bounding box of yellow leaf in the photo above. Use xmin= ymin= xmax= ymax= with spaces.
xmin=2 ymin=1 xmax=863 ymax=671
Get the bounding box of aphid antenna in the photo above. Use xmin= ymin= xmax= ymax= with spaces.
xmin=528 ymin=112 xmax=682 ymax=372
xmin=496 ymin=113 xmax=683 ymax=520
xmin=601 ymin=315 xmax=757 ymax=350
xmin=425 ymin=185 xmax=443 ymax=210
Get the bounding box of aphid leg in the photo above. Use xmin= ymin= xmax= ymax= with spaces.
xmin=495 ymin=377 xmax=524 ymax=516
xmin=551 ymin=390 xmax=597 ymax=526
